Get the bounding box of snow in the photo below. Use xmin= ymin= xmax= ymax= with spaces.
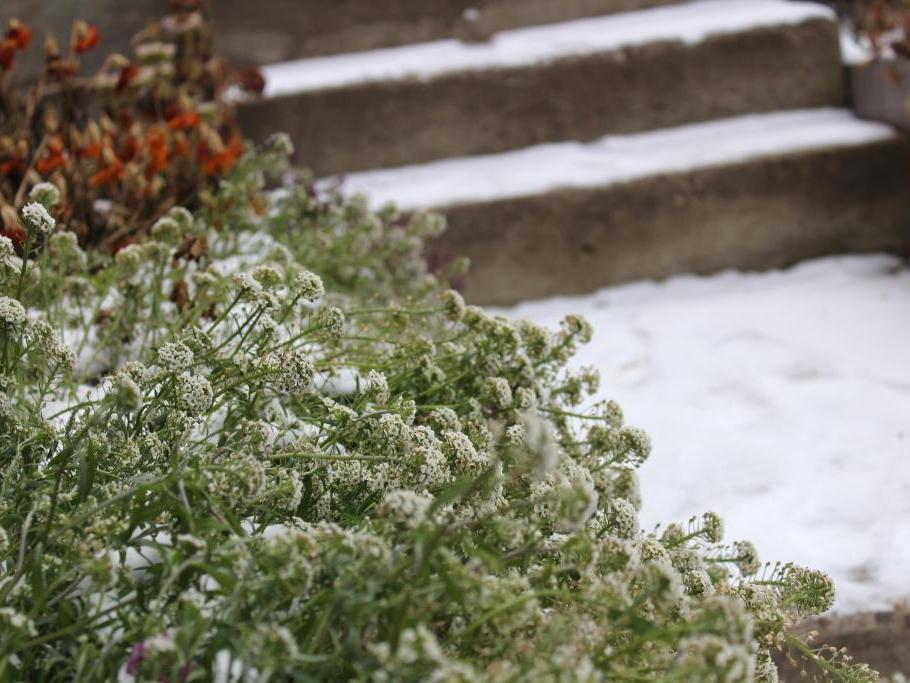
xmin=260 ymin=0 xmax=833 ymax=97
xmin=840 ymin=23 xmax=898 ymax=66
xmin=840 ymin=24 xmax=874 ymax=66
xmin=338 ymin=109 xmax=896 ymax=211
xmin=497 ymin=254 xmax=910 ymax=613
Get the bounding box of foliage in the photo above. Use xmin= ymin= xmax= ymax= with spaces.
xmin=0 ymin=4 xmax=261 ymax=252
xmin=851 ymin=0 xmax=910 ymax=61
xmin=0 ymin=133 xmax=880 ymax=681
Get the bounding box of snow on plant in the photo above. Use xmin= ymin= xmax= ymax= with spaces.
xmin=0 ymin=140 xmax=879 ymax=681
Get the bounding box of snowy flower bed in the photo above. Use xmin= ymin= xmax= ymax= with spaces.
xmin=0 ymin=139 xmax=875 ymax=681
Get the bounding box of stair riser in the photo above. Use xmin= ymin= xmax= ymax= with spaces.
xmin=427 ymin=139 xmax=910 ymax=305
xmin=211 ymin=0 xmax=680 ymax=65
xmin=239 ymin=20 xmax=843 ymax=176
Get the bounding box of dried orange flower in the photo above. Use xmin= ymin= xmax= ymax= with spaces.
xmin=167 ymin=111 xmax=202 ymax=131
xmin=73 ymin=22 xmax=101 ymax=54
xmin=36 ymin=138 xmax=68 ymax=175
xmin=5 ymin=19 xmax=31 ymax=50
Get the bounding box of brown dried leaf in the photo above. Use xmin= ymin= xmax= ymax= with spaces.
xmin=173 ymin=233 xmax=208 ymax=262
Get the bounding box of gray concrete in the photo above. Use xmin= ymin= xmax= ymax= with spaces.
xmin=238 ymin=19 xmax=844 ymax=176
xmin=426 ymin=138 xmax=910 ymax=305
xmin=851 ymin=60 xmax=910 ymax=131
xmin=210 ymin=0 xmax=681 ymax=65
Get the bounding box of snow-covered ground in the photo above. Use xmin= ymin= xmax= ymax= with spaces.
xmin=499 ymin=254 xmax=910 ymax=613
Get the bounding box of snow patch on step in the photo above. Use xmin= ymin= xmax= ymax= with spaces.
xmin=261 ymin=0 xmax=834 ymax=97
xmin=337 ymin=109 xmax=896 ymax=211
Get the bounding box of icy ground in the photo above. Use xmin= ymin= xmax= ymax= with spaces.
xmin=498 ymin=254 xmax=910 ymax=613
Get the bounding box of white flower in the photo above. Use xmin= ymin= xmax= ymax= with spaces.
xmin=270 ymin=348 xmax=314 ymax=394
xmin=0 ymin=236 xmax=15 ymax=267
xmin=683 ymin=569 xmax=715 ymax=597
xmin=365 ymin=370 xmax=389 ymax=404
xmin=167 ymin=206 xmax=194 ymax=231
xmin=701 ymin=511 xmax=724 ymax=544
xmin=733 ymin=541 xmax=761 ymax=577
xmin=251 ymin=263 xmax=284 ymax=289
xmin=157 ymin=342 xmax=195 ymax=372
xmin=441 ymin=289 xmax=465 ymax=321
xmin=605 ymin=498 xmax=638 ymax=539
xmin=28 ymin=182 xmax=60 ymax=207
xmin=0 ymin=296 xmax=26 ymax=328
xmin=232 ymin=272 xmax=264 ymax=301
xmin=293 ymin=270 xmax=324 ymax=302
xmin=20 ymin=202 xmax=56 ymax=237
xmin=482 ymin=376 xmax=512 ymax=410
xmin=504 ymin=423 xmax=524 ymax=447
xmin=109 ymin=375 xmax=142 ymax=412
xmin=315 ymin=306 xmax=345 ymax=338
xmin=0 ymin=608 xmax=37 ymax=638
xmin=442 ymin=430 xmax=487 ymax=473
xmin=150 ymin=216 xmax=180 ymax=242
xmin=265 ymin=131 xmax=294 ymax=157
xmin=176 ymin=374 xmax=214 ymax=416
xmin=114 ymin=244 xmax=144 ymax=279
xmin=378 ymin=489 xmax=434 ymax=529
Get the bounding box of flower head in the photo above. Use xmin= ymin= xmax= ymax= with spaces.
xmin=0 ymin=296 xmax=26 ymax=328
xmin=20 ymin=202 xmax=56 ymax=238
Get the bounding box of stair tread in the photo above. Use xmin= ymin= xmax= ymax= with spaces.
xmin=260 ymin=0 xmax=834 ymax=98
xmin=338 ymin=108 xmax=896 ymax=211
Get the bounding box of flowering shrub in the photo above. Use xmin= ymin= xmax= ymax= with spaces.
xmin=0 ymin=131 xmax=882 ymax=681
xmin=0 ymin=3 xmax=261 ymax=252
xmin=851 ymin=0 xmax=910 ymax=62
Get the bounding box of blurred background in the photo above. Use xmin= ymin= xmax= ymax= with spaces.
xmin=5 ymin=0 xmax=910 ymax=676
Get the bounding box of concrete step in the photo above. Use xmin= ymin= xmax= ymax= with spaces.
xmin=238 ymin=0 xmax=844 ymax=176
xmin=337 ymin=109 xmax=910 ymax=305
xmin=211 ymin=0 xmax=682 ymax=65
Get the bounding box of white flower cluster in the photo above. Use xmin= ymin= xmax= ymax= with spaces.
xmin=377 ymin=489 xmax=433 ymax=529
xmin=270 ymin=348 xmax=314 ymax=394
xmin=265 ymin=131 xmax=295 ymax=157
xmin=481 ymin=376 xmax=512 ymax=410
xmin=20 ymin=202 xmax=56 ymax=237
xmin=157 ymin=342 xmax=195 ymax=371
xmin=294 ymin=270 xmax=324 ymax=302
xmin=0 ymin=236 xmax=15 ymax=268
xmin=28 ymin=182 xmax=60 ymax=208
xmin=0 ymin=296 xmax=26 ymax=328
xmin=176 ymin=374 xmax=214 ymax=416
xmin=0 ymin=607 xmax=37 ymax=639
xmin=0 ymin=137 xmax=854 ymax=683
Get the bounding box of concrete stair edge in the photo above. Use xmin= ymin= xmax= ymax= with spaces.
xmin=327 ymin=108 xmax=908 ymax=304
xmin=239 ymin=16 xmax=843 ymax=176
xmin=211 ymin=0 xmax=685 ymax=65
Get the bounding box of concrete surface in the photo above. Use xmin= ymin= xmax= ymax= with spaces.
xmin=238 ymin=19 xmax=844 ymax=176
xmin=428 ymin=138 xmax=910 ymax=305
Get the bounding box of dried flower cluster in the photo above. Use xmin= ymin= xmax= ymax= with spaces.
xmin=0 ymin=134 xmax=879 ymax=681
xmin=852 ymin=0 xmax=910 ymax=63
xmin=0 ymin=3 xmax=263 ymax=253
